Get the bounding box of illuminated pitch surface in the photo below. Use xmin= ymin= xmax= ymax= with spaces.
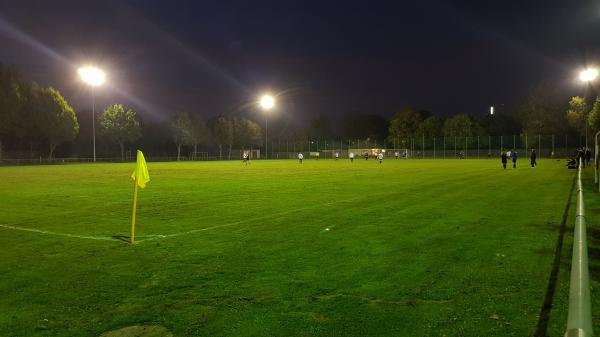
xmin=0 ymin=159 xmax=581 ymax=336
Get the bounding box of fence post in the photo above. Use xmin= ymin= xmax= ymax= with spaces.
xmin=454 ymin=136 xmax=457 ymax=158
xmin=477 ymin=135 xmax=480 ymax=159
xmin=525 ymin=134 xmax=528 ymax=155
xmin=422 ymin=134 xmax=425 ymax=159
xmin=538 ymin=135 xmax=541 ymax=158
xmin=489 ymin=135 xmax=491 ymax=157
xmin=552 ymin=134 xmax=555 ymax=158
xmin=434 ymin=137 xmax=436 ymax=159
xmin=443 ymin=136 xmax=446 ymax=159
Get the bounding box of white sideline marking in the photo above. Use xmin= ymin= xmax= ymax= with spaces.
xmin=136 ymin=197 xmax=362 ymax=243
xmin=0 ymin=196 xmax=364 ymax=244
xmin=0 ymin=224 xmax=119 ymax=241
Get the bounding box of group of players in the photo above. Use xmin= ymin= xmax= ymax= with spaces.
xmin=297 ymin=151 xmax=389 ymax=164
xmin=500 ymin=149 xmax=537 ymax=169
xmin=242 ymin=149 xmax=565 ymax=170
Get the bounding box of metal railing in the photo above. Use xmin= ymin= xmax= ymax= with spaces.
xmin=565 ymin=159 xmax=594 ymax=337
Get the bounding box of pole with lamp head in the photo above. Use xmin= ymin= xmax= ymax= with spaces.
xmin=259 ymin=94 xmax=275 ymax=159
xmin=78 ymin=66 xmax=106 ymax=162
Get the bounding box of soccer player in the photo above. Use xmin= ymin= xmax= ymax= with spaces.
xmin=298 ymin=152 xmax=304 ymax=164
xmin=335 ymin=152 xmax=339 ymax=160
xmin=530 ymin=149 xmax=537 ymax=167
xmin=511 ymin=150 xmax=518 ymax=168
xmin=242 ymin=152 xmax=249 ymax=165
xmin=395 ymin=151 xmax=399 ymax=159
xmin=501 ymin=151 xmax=507 ymax=169
xmin=378 ymin=152 xmax=383 ymax=163
xmin=349 ymin=152 xmax=354 ymax=163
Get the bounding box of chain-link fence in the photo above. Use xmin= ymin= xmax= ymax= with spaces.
xmin=264 ymin=135 xmax=586 ymax=160
xmin=0 ymin=135 xmax=589 ymax=164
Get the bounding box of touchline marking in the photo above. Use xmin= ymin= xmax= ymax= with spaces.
xmin=0 ymin=196 xmax=366 ymax=244
xmin=0 ymin=224 xmax=119 ymax=242
xmin=136 ymin=196 xmax=364 ymax=243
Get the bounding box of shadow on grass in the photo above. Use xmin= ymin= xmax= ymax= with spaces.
xmin=112 ymin=235 xmax=131 ymax=243
xmin=533 ymin=171 xmax=577 ymax=337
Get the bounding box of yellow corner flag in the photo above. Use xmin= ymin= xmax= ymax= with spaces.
xmin=130 ymin=150 xmax=149 ymax=243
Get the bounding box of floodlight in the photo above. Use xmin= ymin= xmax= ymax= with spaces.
xmin=579 ymin=68 xmax=598 ymax=82
xmin=260 ymin=94 xmax=275 ymax=110
xmin=78 ymin=66 xmax=106 ymax=86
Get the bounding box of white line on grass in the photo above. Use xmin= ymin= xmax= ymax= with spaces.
xmin=136 ymin=197 xmax=362 ymax=243
xmin=0 ymin=224 xmax=119 ymax=242
xmin=0 ymin=196 xmax=363 ymax=244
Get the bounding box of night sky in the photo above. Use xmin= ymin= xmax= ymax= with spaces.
xmin=0 ymin=0 xmax=599 ymax=123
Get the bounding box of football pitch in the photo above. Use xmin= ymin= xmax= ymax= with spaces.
xmin=0 ymin=158 xmax=588 ymax=336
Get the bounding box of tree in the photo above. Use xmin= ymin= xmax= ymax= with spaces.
xmin=344 ymin=112 xmax=389 ymax=142
xmin=443 ymin=114 xmax=472 ymax=138
xmin=99 ymin=104 xmax=141 ymax=161
xmin=234 ymin=118 xmax=262 ymax=149
xmin=35 ymin=87 xmax=79 ymax=159
xmin=588 ymin=97 xmax=600 ymax=135
xmin=419 ymin=116 xmax=442 ymax=138
xmin=189 ymin=116 xmax=209 ymax=157
xmin=18 ymin=82 xmax=44 ymax=156
xmin=308 ymin=115 xmax=333 ymax=139
xmin=170 ymin=112 xmax=194 ymax=161
xmin=0 ymin=63 xmax=22 ymax=161
xmin=211 ymin=116 xmax=233 ymax=160
xmin=566 ymin=96 xmax=589 ymax=141
xmin=387 ymin=109 xmax=422 ymax=145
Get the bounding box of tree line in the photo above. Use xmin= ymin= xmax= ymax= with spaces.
xmin=0 ymin=62 xmax=597 ymax=161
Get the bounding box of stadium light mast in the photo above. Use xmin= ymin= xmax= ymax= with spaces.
xmin=579 ymin=68 xmax=598 ymax=148
xmin=259 ymin=94 xmax=275 ymax=159
xmin=78 ymin=66 xmax=106 ymax=162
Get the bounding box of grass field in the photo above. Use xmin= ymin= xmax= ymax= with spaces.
xmin=0 ymin=158 xmax=592 ymax=336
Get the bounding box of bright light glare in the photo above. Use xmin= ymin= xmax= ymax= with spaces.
xmin=579 ymin=68 xmax=598 ymax=82
xmin=490 ymin=106 xmax=494 ymax=115
xmin=260 ymin=94 xmax=275 ymax=110
xmin=78 ymin=66 xmax=106 ymax=86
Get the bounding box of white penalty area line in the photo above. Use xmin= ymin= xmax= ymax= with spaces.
xmin=0 ymin=224 xmax=119 ymax=242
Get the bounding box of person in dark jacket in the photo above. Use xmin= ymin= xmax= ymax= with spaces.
xmin=501 ymin=151 xmax=507 ymax=169
xmin=511 ymin=150 xmax=518 ymax=168
xmin=530 ymin=149 xmax=537 ymax=167
xmin=577 ymin=148 xmax=585 ymax=168
xmin=586 ymin=148 xmax=592 ymax=166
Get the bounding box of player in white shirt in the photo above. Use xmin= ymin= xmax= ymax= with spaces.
xmin=242 ymin=152 xmax=249 ymax=165
xmin=335 ymin=152 xmax=339 ymax=160
xmin=298 ymin=153 xmax=303 ymax=164
xmin=395 ymin=151 xmax=399 ymax=159
xmin=378 ymin=152 xmax=383 ymax=163
xmin=349 ymin=152 xmax=354 ymax=163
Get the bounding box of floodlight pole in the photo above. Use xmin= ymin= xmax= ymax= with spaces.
xmin=595 ymin=131 xmax=600 ymax=189
xmin=92 ymin=89 xmax=96 ymax=162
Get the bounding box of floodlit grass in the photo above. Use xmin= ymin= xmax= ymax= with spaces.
xmin=0 ymin=158 xmax=583 ymax=336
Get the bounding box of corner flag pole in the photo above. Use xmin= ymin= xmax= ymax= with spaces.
xmin=129 ymin=150 xmax=149 ymax=244
xmin=130 ymin=176 xmax=139 ymax=244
